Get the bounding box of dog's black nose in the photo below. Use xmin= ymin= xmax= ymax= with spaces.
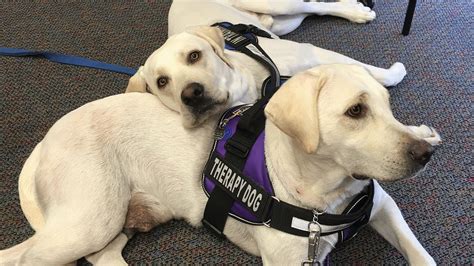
xmin=181 ymin=83 xmax=205 ymax=107
xmin=408 ymin=140 xmax=434 ymax=166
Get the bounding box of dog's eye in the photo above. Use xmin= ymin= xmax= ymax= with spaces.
xmin=188 ymin=51 xmax=201 ymax=64
xmin=157 ymin=77 xmax=168 ymax=88
xmin=345 ymin=104 xmax=365 ymax=118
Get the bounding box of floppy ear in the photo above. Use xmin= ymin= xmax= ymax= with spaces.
xmin=265 ymin=70 xmax=327 ymax=154
xmin=125 ymin=66 xmax=147 ymax=93
xmin=186 ymin=26 xmax=233 ymax=68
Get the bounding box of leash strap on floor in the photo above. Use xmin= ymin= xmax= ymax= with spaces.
xmin=0 ymin=47 xmax=137 ymax=76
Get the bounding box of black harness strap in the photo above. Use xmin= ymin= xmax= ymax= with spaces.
xmin=202 ymin=188 xmax=234 ymax=238
xmin=269 ymin=182 xmax=374 ymax=237
xmin=202 ymin=22 xmax=278 ymax=236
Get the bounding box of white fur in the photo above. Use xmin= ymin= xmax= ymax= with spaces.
xmin=1 ymin=65 xmax=436 ymax=265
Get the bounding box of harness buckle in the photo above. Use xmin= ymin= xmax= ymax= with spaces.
xmin=247 ymin=25 xmax=272 ymax=38
xmin=225 ymin=139 xmax=250 ymax=158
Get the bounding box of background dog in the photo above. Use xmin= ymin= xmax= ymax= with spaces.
xmin=0 ymin=65 xmax=437 ymax=265
xmin=170 ymin=0 xmax=377 ymax=37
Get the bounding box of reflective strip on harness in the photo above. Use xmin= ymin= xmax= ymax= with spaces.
xmin=204 ymin=153 xmax=273 ymax=221
xmin=291 ymin=217 xmax=355 ymax=235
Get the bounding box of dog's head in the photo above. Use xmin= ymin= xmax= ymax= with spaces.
xmin=126 ymin=26 xmax=235 ymax=128
xmin=265 ymin=64 xmax=434 ymax=182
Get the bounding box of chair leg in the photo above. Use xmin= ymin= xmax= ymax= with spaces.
xmin=402 ymin=0 xmax=417 ymax=35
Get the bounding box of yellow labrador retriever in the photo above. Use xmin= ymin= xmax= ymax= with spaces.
xmin=1 ymin=65 xmax=436 ymax=265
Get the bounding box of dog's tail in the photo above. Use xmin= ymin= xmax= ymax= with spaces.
xmin=0 ymin=235 xmax=37 ymax=265
xmin=18 ymin=142 xmax=45 ymax=231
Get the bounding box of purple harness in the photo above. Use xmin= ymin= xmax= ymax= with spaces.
xmin=203 ymin=105 xmax=273 ymax=224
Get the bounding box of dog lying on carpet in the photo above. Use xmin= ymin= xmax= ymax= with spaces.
xmin=125 ymin=0 xmax=407 ymax=128
xmin=0 ymin=65 xmax=437 ymax=265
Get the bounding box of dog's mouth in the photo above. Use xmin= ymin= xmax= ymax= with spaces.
xmin=351 ymin=164 xmax=423 ymax=182
xmin=184 ymin=93 xmax=230 ymax=127
xmin=190 ymin=92 xmax=229 ymax=114
xmin=351 ymin=174 xmax=371 ymax=180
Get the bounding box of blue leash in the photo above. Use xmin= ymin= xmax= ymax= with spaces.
xmin=0 ymin=47 xmax=137 ymax=76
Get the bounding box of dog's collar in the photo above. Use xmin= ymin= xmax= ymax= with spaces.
xmin=202 ymin=104 xmax=375 ymax=244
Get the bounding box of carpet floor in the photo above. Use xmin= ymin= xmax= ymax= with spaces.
xmin=1 ymin=1 xmax=472 ymax=264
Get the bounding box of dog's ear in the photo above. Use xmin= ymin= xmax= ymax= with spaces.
xmin=125 ymin=66 xmax=147 ymax=93
xmin=186 ymin=26 xmax=233 ymax=68
xmin=265 ymin=69 xmax=327 ymax=154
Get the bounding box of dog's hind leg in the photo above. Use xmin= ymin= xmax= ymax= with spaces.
xmin=300 ymin=44 xmax=407 ymax=87
xmin=0 ymin=236 xmax=37 ymax=265
xmin=85 ymin=192 xmax=173 ymax=265
xmin=13 ymin=169 xmax=130 ymax=264
xmin=267 ymin=14 xmax=307 ymax=35
xmin=19 ymin=142 xmax=45 ymax=231
xmin=15 ymin=202 xmax=128 ymax=265
xmin=85 ymin=233 xmax=130 ymax=266
xmin=263 ymin=38 xmax=407 ymax=87
xmin=232 ymin=0 xmax=375 ymax=23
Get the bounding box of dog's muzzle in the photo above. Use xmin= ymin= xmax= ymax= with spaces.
xmin=408 ymin=140 xmax=434 ymax=167
xmin=181 ymin=83 xmax=221 ymax=115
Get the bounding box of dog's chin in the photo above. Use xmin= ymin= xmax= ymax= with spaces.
xmin=181 ymin=97 xmax=230 ymax=128
xmin=354 ymin=164 xmax=426 ymax=183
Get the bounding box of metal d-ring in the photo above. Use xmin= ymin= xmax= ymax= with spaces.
xmin=312 ymin=207 xmax=327 ymax=223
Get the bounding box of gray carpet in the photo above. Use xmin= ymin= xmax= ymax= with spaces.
xmin=0 ymin=1 xmax=472 ymax=264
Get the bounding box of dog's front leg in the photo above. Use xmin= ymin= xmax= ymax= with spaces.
xmin=369 ymin=182 xmax=436 ymax=265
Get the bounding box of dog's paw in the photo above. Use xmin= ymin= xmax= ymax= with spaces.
xmin=409 ymin=253 xmax=437 ymax=266
xmin=383 ymin=62 xmax=407 ymax=87
xmin=342 ymin=2 xmax=376 ymax=23
xmin=257 ymin=14 xmax=274 ymax=29
xmin=408 ymin=125 xmax=442 ymax=146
